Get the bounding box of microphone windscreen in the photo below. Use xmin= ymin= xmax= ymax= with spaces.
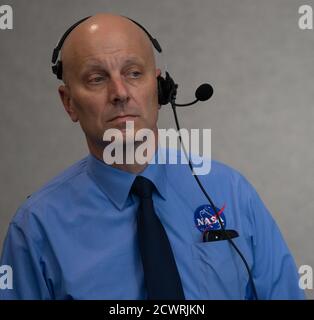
xmin=195 ymin=83 xmax=213 ymax=101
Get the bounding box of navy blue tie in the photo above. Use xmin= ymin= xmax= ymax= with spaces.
xmin=131 ymin=176 xmax=185 ymax=300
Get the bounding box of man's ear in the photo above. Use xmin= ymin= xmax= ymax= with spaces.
xmin=58 ymin=85 xmax=79 ymax=122
xmin=156 ymin=68 xmax=161 ymax=78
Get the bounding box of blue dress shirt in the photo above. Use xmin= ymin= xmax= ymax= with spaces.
xmin=0 ymin=149 xmax=304 ymax=299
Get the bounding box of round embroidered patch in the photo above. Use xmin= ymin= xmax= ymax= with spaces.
xmin=194 ymin=204 xmax=226 ymax=232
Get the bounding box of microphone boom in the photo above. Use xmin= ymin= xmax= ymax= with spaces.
xmin=174 ymin=83 xmax=213 ymax=107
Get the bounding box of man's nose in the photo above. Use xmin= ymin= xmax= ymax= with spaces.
xmin=109 ymin=76 xmax=130 ymax=106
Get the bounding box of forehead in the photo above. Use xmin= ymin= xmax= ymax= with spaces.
xmin=82 ymin=55 xmax=145 ymax=68
xmin=79 ymin=54 xmax=147 ymax=75
xmin=61 ymin=20 xmax=155 ymax=73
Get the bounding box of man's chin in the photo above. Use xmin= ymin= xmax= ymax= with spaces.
xmin=102 ymin=120 xmax=158 ymax=153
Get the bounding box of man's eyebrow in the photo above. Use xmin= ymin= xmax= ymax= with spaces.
xmin=122 ymin=57 xmax=145 ymax=66
xmin=81 ymin=59 xmax=106 ymax=72
xmin=81 ymin=56 xmax=145 ymax=72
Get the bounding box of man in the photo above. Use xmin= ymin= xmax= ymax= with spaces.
xmin=0 ymin=14 xmax=304 ymax=299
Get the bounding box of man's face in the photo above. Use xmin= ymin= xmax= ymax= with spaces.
xmin=59 ymin=19 xmax=160 ymax=157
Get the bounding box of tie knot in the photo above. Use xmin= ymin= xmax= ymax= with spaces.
xmin=131 ymin=176 xmax=154 ymax=199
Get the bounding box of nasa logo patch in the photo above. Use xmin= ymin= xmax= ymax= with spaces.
xmin=194 ymin=204 xmax=226 ymax=232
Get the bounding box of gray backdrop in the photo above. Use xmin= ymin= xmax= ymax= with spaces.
xmin=1 ymin=0 xmax=313 ymax=298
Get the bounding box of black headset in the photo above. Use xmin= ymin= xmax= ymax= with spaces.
xmin=51 ymin=16 xmax=178 ymax=106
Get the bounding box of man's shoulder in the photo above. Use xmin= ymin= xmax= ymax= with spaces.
xmin=164 ymin=147 xmax=247 ymax=183
xmin=209 ymin=159 xmax=256 ymax=194
xmin=12 ymin=156 xmax=89 ymax=224
xmin=210 ymin=159 xmax=246 ymax=181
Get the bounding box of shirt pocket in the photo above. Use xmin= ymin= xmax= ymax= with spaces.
xmin=192 ymin=236 xmax=251 ymax=299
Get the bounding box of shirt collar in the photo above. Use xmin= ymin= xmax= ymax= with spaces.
xmin=86 ymin=151 xmax=167 ymax=210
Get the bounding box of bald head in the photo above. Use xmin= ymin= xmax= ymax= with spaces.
xmin=60 ymin=14 xmax=156 ymax=84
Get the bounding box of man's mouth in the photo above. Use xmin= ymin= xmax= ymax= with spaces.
xmin=109 ymin=115 xmax=138 ymax=123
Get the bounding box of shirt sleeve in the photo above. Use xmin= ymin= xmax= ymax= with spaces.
xmin=241 ymin=177 xmax=305 ymax=300
xmin=0 ymin=217 xmax=52 ymax=300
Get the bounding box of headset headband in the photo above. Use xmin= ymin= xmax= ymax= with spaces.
xmin=51 ymin=16 xmax=162 ymax=79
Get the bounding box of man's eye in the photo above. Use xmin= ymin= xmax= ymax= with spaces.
xmin=127 ymin=71 xmax=142 ymax=79
xmin=89 ymin=76 xmax=105 ymax=83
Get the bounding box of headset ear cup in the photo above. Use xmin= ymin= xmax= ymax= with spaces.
xmin=157 ymin=75 xmax=167 ymax=105
xmin=52 ymin=61 xmax=63 ymax=80
xmin=157 ymin=73 xmax=177 ymax=105
xmin=56 ymin=61 xmax=63 ymax=80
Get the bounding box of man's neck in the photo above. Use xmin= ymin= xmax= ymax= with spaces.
xmin=88 ymin=136 xmax=158 ymax=174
